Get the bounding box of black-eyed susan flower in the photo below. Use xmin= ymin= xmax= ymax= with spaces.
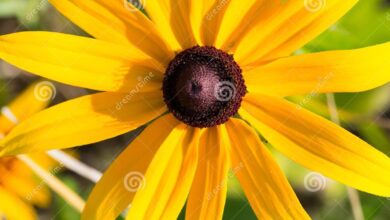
xmin=0 ymin=82 xmax=56 ymax=220
xmin=0 ymin=0 xmax=390 ymax=219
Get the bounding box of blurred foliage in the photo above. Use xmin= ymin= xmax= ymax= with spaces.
xmin=306 ymin=0 xmax=390 ymax=50
xmin=0 ymin=0 xmax=49 ymax=28
xmin=358 ymin=123 xmax=390 ymax=153
xmin=52 ymin=175 xmax=81 ymax=220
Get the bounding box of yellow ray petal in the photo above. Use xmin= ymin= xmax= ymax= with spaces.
xmin=226 ymin=119 xmax=310 ymax=219
xmin=49 ymin=0 xmax=173 ymax=62
xmin=0 ymin=81 xmax=50 ymax=133
xmin=188 ymin=0 xmax=215 ymax=44
xmin=265 ymin=0 xmax=357 ymax=61
xmin=200 ymin=0 xmax=232 ymax=46
xmin=0 ymin=165 xmax=50 ymax=208
xmin=0 ymin=92 xmax=166 ymax=157
xmin=126 ymin=125 xmax=201 ymax=220
xmin=143 ymin=0 xmax=180 ymax=51
xmin=157 ymin=129 xmax=202 ymax=220
xmin=145 ymin=0 xmax=196 ymax=50
xmin=0 ymin=187 xmax=36 ymax=220
xmin=0 ymin=32 xmax=164 ymax=92
xmin=82 ymin=114 xmax=180 ymax=220
xmin=215 ymin=0 xmax=261 ymax=49
xmin=186 ymin=126 xmax=230 ymax=220
xmin=232 ymin=0 xmax=357 ymax=67
xmin=240 ymin=94 xmax=390 ymax=196
xmin=170 ymin=0 xmax=197 ymax=49
xmin=243 ymin=43 xmax=390 ymax=96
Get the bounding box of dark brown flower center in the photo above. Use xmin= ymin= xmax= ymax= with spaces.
xmin=163 ymin=46 xmax=246 ymax=128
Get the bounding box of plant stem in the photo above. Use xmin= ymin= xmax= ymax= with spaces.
xmin=47 ymin=150 xmax=102 ymax=183
xmin=346 ymin=187 xmax=365 ymax=220
xmin=326 ymin=93 xmax=364 ymax=220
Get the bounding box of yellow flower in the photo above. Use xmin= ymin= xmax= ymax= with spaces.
xmin=0 ymin=82 xmax=55 ymax=220
xmin=0 ymin=0 xmax=389 ymax=219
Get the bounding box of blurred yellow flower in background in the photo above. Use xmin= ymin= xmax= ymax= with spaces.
xmin=0 ymin=0 xmax=389 ymax=220
xmin=0 ymin=81 xmax=57 ymax=220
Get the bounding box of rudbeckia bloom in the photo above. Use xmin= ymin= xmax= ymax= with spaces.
xmin=0 ymin=82 xmax=55 ymax=220
xmin=0 ymin=0 xmax=390 ymax=219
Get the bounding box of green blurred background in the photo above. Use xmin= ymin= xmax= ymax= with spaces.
xmin=0 ymin=0 xmax=389 ymax=219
